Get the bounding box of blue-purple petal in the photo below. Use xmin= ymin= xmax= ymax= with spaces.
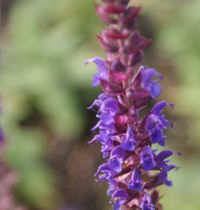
xmin=141 ymin=67 xmax=163 ymax=99
xmin=109 ymin=157 xmax=122 ymax=173
xmin=141 ymin=146 xmax=155 ymax=171
xmin=128 ymin=169 xmax=143 ymax=191
xmin=151 ymin=101 xmax=168 ymax=115
xmin=85 ymin=57 xmax=108 ymax=86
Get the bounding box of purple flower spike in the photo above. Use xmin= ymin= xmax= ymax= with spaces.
xmin=86 ymin=0 xmax=179 ymax=209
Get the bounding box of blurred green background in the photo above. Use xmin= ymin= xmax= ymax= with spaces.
xmin=0 ymin=0 xmax=200 ymax=209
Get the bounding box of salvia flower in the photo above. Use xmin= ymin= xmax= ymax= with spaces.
xmin=128 ymin=169 xmax=143 ymax=191
xmin=85 ymin=1 xmax=179 ymax=209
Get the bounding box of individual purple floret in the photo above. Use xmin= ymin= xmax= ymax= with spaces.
xmin=140 ymin=193 xmax=155 ymax=210
xmin=146 ymin=101 xmax=169 ymax=146
xmin=141 ymin=146 xmax=155 ymax=171
xmin=85 ymin=57 xmax=108 ymax=86
xmin=128 ymin=169 xmax=143 ymax=191
xmin=85 ymin=0 xmax=179 ymax=209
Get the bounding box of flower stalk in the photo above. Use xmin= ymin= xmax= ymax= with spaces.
xmin=86 ymin=1 xmax=179 ymax=209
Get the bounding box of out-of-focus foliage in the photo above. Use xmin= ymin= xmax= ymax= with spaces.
xmin=0 ymin=159 xmax=27 ymax=210
xmin=5 ymin=129 xmax=59 ymax=209
xmin=1 ymin=0 xmax=200 ymax=210
xmin=2 ymin=0 xmax=101 ymax=209
xmin=2 ymin=0 xmax=100 ymax=139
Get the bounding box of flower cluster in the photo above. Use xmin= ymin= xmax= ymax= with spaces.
xmin=86 ymin=1 xmax=179 ymax=209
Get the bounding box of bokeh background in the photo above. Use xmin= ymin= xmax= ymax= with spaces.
xmin=1 ymin=0 xmax=200 ymax=209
